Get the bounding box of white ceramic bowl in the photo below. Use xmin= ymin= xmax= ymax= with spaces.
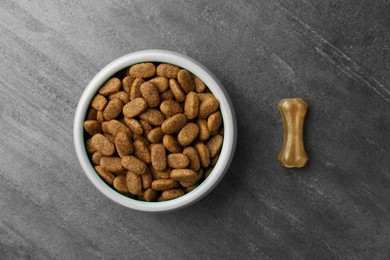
xmin=74 ymin=50 xmax=237 ymax=212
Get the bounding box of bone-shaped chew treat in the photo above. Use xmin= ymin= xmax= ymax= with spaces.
xmin=278 ymin=98 xmax=308 ymax=168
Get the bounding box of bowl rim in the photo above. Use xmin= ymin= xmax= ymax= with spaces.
xmin=73 ymin=49 xmax=237 ymax=212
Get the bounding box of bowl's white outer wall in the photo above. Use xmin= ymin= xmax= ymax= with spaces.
xmin=73 ymin=50 xmax=237 ymax=212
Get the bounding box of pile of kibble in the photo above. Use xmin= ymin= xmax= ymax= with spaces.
xmin=84 ymin=63 xmax=223 ymax=202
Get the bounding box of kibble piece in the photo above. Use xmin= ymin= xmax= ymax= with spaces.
xmin=139 ymin=120 xmax=152 ymax=137
xmin=159 ymin=189 xmax=184 ymax=201
xmin=122 ymin=76 xmax=135 ymax=93
xmin=150 ymin=166 xmax=171 ymax=179
xmin=97 ymin=111 xmax=104 ymax=124
xmin=107 ymin=120 xmax=131 ymax=137
xmin=194 ymin=76 xmax=206 ymax=93
xmin=178 ymin=123 xmax=199 ymax=146
xmin=113 ymin=175 xmax=129 ymax=193
xmin=91 ymin=94 xmax=108 ymax=111
xmin=167 ymin=153 xmax=189 ymax=169
xmin=126 ymin=171 xmax=143 ymax=195
xmin=121 ymin=155 xmax=147 ymax=175
xmin=115 ymin=132 xmax=133 ymax=157
xmin=180 ymin=169 xmax=203 ymax=187
xmin=103 ymin=99 xmax=123 ymax=120
xmin=147 ymin=127 xmax=163 ymax=143
xmin=139 ymin=109 xmax=165 ymax=126
xmin=157 ymin=64 xmax=181 ymax=78
xmin=161 ymin=113 xmax=187 ymax=134
xmin=197 ymin=93 xmax=214 ymax=102
xmin=91 ymin=134 xmax=115 ymax=156
xmin=184 ymin=92 xmax=199 ymax=119
xmin=86 ymin=108 xmax=97 ymax=120
xmin=129 ymin=63 xmax=156 ymax=78
xmin=169 ymin=79 xmax=186 ymax=102
xmin=100 ymin=157 xmax=124 ymax=173
xmin=141 ymin=169 xmax=152 ymax=189
xmin=184 ymin=184 xmax=198 ymax=193
xmin=104 ymin=133 xmax=115 ymax=144
xmin=199 ymin=98 xmax=219 ymax=118
xmin=211 ymin=153 xmax=220 ymax=166
xmin=207 ymin=111 xmax=222 ymax=132
xmin=84 ymin=120 xmax=101 ymax=136
xmin=151 ymin=144 xmax=167 ymax=171
xmin=207 ymin=134 xmax=223 ymax=158
xmin=130 ymin=78 xmax=144 ymax=100
xmin=86 ymin=138 xmax=97 ymax=154
xmin=140 ymin=82 xmax=160 ymax=107
xmin=177 ymin=69 xmax=195 ymax=93
xmin=163 ymin=135 xmax=181 ymax=153
xmin=170 ymin=169 xmax=198 ymax=182
xmin=92 ymin=151 xmax=104 ymax=165
xmin=160 ymin=100 xmax=183 ymax=117
xmin=124 ymin=118 xmax=143 ymax=136
xmin=99 ymin=78 xmax=121 ymax=96
xmin=160 ymin=90 xmax=174 ymax=101
xmin=123 ymin=97 xmax=148 ymax=118
xmin=109 ymin=91 xmax=129 ymax=104
xmin=183 ymin=147 xmax=201 ymax=171
xmin=204 ymin=167 xmax=214 ymax=179
xmin=151 ymin=179 xmax=179 ymax=191
xmin=143 ymin=188 xmax=158 ymax=202
xmin=149 ymin=76 xmax=169 ymax=92
xmin=195 ymin=143 xmax=210 ymax=168
xmin=197 ymin=119 xmax=210 ymax=140
xmin=133 ymin=140 xmax=151 ymax=164
xmin=95 ymin=166 xmax=115 ymax=185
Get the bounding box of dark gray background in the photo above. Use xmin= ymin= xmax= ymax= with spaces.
xmin=1 ymin=0 xmax=389 ymax=259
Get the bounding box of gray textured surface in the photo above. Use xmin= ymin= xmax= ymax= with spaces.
xmin=1 ymin=0 xmax=390 ymax=259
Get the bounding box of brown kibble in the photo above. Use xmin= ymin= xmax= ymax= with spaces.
xmin=160 ymin=90 xmax=174 ymax=101
xmin=113 ymin=175 xmax=129 ymax=193
xmin=121 ymin=155 xmax=147 ymax=175
xmin=167 ymin=153 xmax=189 ymax=169
xmin=115 ymin=132 xmax=133 ymax=157
xmin=123 ymin=97 xmax=148 ymax=118
xmin=130 ymin=78 xmax=144 ymax=100
xmin=133 ymin=140 xmax=151 ymax=163
xmin=101 ymin=121 xmax=109 ymax=133
xmin=170 ymin=169 xmax=198 ymax=182
xmin=147 ymin=127 xmax=163 ymax=143
xmin=177 ymin=69 xmax=195 ymax=93
xmin=178 ymin=123 xmax=199 ymax=146
xmin=183 ymin=146 xmax=201 ymax=171
xmin=204 ymin=167 xmax=214 ymax=179
xmin=109 ymin=91 xmax=129 ymax=104
xmin=157 ymin=64 xmax=181 ymax=79
xmin=160 ymin=100 xmax=183 ymax=117
xmin=143 ymin=188 xmax=158 ymax=202
xmin=141 ymin=169 xmax=152 ymax=189
xmin=99 ymin=78 xmax=121 ymax=96
xmin=122 ymin=76 xmax=135 ymax=93
xmin=180 ymin=169 xmax=203 ymax=187
xmin=103 ymin=99 xmax=123 ymax=120
xmin=100 ymin=157 xmax=124 ymax=173
xmin=194 ymin=76 xmax=206 ymax=93
xmin=160 ymin=189 xmax=184 ymax=201
xmin=184 ymin=92 xmax=199 ymax=119
xmin=104 ymin=133 xmax=115 ymax=144
xmin=169 ymin=79 xmax=186 ymax=102
xmin=129 ymin=63 xmax=156 ymax=78
xmin=151 ymin=144 xmax=167 ymax=171
xmin=91 ymin=134 xmax=115 ymax=156
xmin=197 ymin=93 xmax=214 ymax=102
xmin=195 ymin=143 xmax=210 ymax=168
xmin=161 ymin=113 xmax=187 ymax=134
xmin=92 ymin=151 xmax=104 ymax=165
xmin=197 ymin=119 xmax=210 ymax=140
xmin=162 ymin=135 xmax=181 ymax=153
xmin=139 ymin=109 xmax=165 ymax=126
xmin=126 ymin=171 xmax=143 ymax=195
xmin=150 ymin=167 xmax=171 ymax=179
xmin=97 ymin=111 xmax=104 ymax=124
xmin=139 ymin=120 xmax=152 ymax=137
xmin=207 ymin=134 xmax=223 ymax=158
xmin=149 ymin=76 xmax=169 ymax=92
xmin=124 ymin=118 xmax=143 ymax=136
xmin=86 ymin=108 xmax=97 ymax=120
xmin=91 ymin=94 xmax=108 ymax=111
xmin=207 ymin=111 xmax=222 ymax=132
xmin=84 ymin=120 xmax=101 ymax=136
xmin=95 ymin=166 xmax=115 ymax=185
xmin=184 ymin=184 xmax=198 ymax=193
xmin=140 ymin=82 xmax=160 ymax=107
xmin=151 ymin=179 xmax=179 ymax=191
xmin=106 ymin=120 xmax=131 ymax=137
xmin=199 ymin=98 xmax=219 ymax=118
xmin=211 ymin=153 xmax=220 ymax=166
xmin=86 ymin=138 xmax=97 ymax=154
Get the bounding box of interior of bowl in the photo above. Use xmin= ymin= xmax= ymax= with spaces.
xmin=74 ymin=50 xmax=237 ymax=212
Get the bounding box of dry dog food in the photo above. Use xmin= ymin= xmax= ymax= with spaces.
xmin=84 ymin=62 xmax=224 ymax=201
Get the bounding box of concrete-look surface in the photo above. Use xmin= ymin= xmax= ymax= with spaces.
xmin=1 ymin=1 xmax=389 ymax=259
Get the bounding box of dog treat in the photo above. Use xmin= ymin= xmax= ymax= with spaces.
xmin=84 ymin=62 xmax=224 ymax=201
xmin=278 ymin=98 xmax=308 ymax=168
